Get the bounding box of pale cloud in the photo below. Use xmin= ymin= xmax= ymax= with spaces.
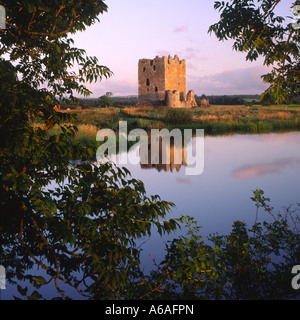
xmin=87 ymin=78 xmax=137 ymax=97
xmin=176 ymin=177 xmax=192 ymax=185
xmin=187 ymin=66 xmax=270 ymax=95
xmin=155 ymin=50 xmax=172 ymax=57
xmin=173 ymin=24 xmax=189 ymax=33
xmin=233 ymin=158 xmax=300 ymax=180
xmin=180 ymin=47 xmax=201 ymax=61
xmin=155 ymin=48 xmax=204 ymax=72
xmin=88 ymin=65 xmax=270 ymax=97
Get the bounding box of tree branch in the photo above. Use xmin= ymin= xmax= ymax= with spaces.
xmin=6 ymin=14 xmax=80 ymax=38
xmin=27 ymin=8 xmax=36 ymax=31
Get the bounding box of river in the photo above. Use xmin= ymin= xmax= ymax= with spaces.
xmin=117 ymin=131 xmax=300 ymax=269
xmin=1 ymin=130 xmax=300 ymax=299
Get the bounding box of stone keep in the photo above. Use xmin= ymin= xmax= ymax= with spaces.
xmin=138 ymin=55 xmax=197 ymax=108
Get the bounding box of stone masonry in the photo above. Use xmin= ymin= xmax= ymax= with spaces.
xmin=138 ymin=55 xmax=198 ymax=108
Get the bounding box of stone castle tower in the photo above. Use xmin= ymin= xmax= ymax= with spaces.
xmin=138 ymin=55 xmax=197 ymax=108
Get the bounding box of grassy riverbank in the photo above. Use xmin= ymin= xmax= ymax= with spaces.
xmin=120 ymin=104 xmax=300 ymax=131
xmin=62 ymin=103 xmax=300 ymax=132
xmin=32 ymin=104 xmax=300 ymax=151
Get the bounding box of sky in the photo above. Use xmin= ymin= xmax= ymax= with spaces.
xmin=72 ymin=0 xmax=296 ymax=98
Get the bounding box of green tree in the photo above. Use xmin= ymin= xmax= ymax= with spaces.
xmin=98 ymin=91 xmax=114 ymax=108
xmin=209 ymin=0 xmax=300 ymax=103
xmin=1 ymin=0 xmax=299 ymax=301
xmin=0 ymin=0 xmax=178 ymax=299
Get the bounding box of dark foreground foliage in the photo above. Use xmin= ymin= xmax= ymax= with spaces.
xmin=0 ymin=0 xmax=299 ymax=300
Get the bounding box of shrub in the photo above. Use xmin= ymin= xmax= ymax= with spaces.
xmin=149 ymin=189 xmax=300 ymax=300
xmin=164 ymin=108 xmax=192 ymax=125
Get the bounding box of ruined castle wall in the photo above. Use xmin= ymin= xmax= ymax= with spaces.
xmin=165 ymin=90 xmax=197 ymax=108
xmin=138 ymin=56 xmax=167 ymax=103
xmin=186 ymin=90 xmax=197 ymax=107
xmin=138 ymin=55 xmax=197 ymax=108
xmin=165 ymin=55 xmax=186 ymax=94
xmin=165 ymin=90 xmax=181 ymax=108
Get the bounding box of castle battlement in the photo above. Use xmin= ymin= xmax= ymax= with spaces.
xmin=167 ymin=54 xmax=185 ymax=65
xmin=139 ymin=55 xmax=185 ymax=66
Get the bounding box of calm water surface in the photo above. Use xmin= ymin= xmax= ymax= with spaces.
xmin=119 ymin=131 xmax=300 ymax=268
xmin=2 ymin=131 xmax=300 ymax=299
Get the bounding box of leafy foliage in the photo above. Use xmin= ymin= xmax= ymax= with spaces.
xmin=0 ymin=0 xmax=179 ymax=299
xmin=209 ymin=0 xmax=300 ymax=103
xmin=1 ymin=162 xmax=178 ymax=299
xmin=148 ymin=190 xmax=300 ymax=300
xmin=98 ymin=92 xmax=114 ymax=108
xmin=1 ymin=1 xmax=299 ymax=300
xmin=0 ymin=0 xmax=112 ymax=98
xmin=2 ymin=185 xmax=299 ymax=299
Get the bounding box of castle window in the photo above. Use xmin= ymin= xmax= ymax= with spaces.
xmin=153 ymin=65 xmax=156 ymax=71
xmin=143 ymin=67 xmax=146 ymax=72
xmin=146 ymin=79 xmax=150 ymax=86
xmin=155 ymin=86 xmax=158 ymax=92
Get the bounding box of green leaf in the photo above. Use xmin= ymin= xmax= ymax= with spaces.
xmin=32 ymin=276 xmax=47 ymax=288
xmin=17 ymin=285 xmax=28 ymax=297
xmin=28 ymin=290 xmax=43 ymax=300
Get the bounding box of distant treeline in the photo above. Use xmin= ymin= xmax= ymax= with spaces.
xmin=112 ymin=96 xmax=139 ymax=107
xmin=60 ymin=96 xmax=139 ymax=109
xmin=75 ymin=95 xmax=259 ymax=107
xmin=113 ymin=94 xmax=262 ymax=106
xmin=195 ymin=94 xmax=261 ymax=105
xmin=61 ymin=94 xmax=299 ymax=109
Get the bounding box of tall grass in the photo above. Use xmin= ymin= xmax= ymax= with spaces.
xmin=164 ymin=108 xmax=192 ymax=125
xmin=60 ymin=109 xmax=119 ymax=127
xmin=32 ymin=122 xmax=100 ymax=148
xmin=32 ymin=104 xmax=300 ymax=146
xmin=73 ymin=124 xmax=99 ymax=148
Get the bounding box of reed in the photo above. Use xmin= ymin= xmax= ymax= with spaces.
xmin=31 ymin=104 xmax=300 ymax=146
xmin=60 ymin=109 xmax=119 ymax=127
xmin=32 ymin=122 xmax=100 ymax=148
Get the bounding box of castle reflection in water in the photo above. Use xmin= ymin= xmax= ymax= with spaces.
xmin=139 ymin=138 xmax=187 ymax=173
